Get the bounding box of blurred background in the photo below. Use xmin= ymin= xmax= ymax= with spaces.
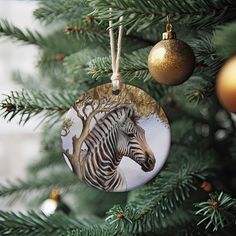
xmin=0 ymin=0 xmax=41 ymax=210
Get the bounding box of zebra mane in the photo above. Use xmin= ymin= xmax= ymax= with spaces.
xmin=102 ymin=105 xmax=140 ymax=126
xmin=84 ymin=106 xmax=140 ymax=149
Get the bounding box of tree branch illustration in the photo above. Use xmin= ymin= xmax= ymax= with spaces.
xmin=62 ymin=94 xmax=127 ymax=173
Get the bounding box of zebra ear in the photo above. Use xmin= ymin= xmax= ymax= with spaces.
xmin=127 ymin=107 xmax=140 ymax=124
xmin=117 ymin=106 xmax=139 ymax=125
xmin=119 ymin=112 xmax=128 ymax=124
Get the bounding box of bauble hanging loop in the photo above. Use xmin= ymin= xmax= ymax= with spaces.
xmin=109 ymin=8 xmax=123 ymax=95
xmin=148 ymin=16 xmax=195 ymax=85
xmin=111 ymin=72 xmax=122 ymax=95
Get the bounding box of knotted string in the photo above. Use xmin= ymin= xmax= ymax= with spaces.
xmin=109 ymin=8 xmax=123 ymax=95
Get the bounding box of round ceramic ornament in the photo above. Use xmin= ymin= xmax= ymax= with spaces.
xmin=61 ymin=84 xmax=170 ymax=192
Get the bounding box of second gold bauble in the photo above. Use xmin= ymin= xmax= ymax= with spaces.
xmin=148 ymin=36 xmax=195 ymax=85
xmin=216 ymin=55 xmax=236 ymax=113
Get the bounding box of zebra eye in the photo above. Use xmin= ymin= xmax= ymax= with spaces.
xmin=127 ymin=133 xmax=135 ymax=138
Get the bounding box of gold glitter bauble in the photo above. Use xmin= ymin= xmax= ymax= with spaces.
xmin=148 ymin=37 xmax=195 ymax=85
xmin=216 ymin=55 xmax=236 ymax=113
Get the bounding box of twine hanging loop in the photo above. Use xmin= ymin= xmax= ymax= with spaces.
xmin=109 ymin=8 xmax=123 ymax=95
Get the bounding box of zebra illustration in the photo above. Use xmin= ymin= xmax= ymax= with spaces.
xmin=65 ymin=106 xmax=156 ymax=192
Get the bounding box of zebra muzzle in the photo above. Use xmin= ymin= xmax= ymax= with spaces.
xmin=141 ymin=155 xmax=156 ymax=172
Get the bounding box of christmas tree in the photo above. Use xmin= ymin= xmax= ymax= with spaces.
xmin=1 ymin=0 xmax=236 ymax=235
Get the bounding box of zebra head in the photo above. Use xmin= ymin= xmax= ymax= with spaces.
xmin=116 ymin=107 xmax=156 ymax=172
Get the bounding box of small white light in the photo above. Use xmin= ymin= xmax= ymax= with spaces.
xmin=40 ymin=199 xmax=57 ymax=216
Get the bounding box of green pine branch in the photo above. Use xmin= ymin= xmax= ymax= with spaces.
xmin=185 ymin=78 xmax=214 ymax=105
xmin=87 ymin=47 xmax=170 ymax=101
xmin=87 ymin=42 xmax=221 ymax=103
xmin=126 ymin=151 xmax=215 ymax=223
xmin=87 ymin=0 xmax=236 ymax=32
xmin=195 ymin=192 xmax=236 ymax=232
xmin=66 ymin=149 xmax=216 ymax=235
xmin=87 ymin=47 xmax=151 ymax=81
xmin=214 ymin=21 xmax=236 ymax=58
xmin=64 ymin=48 xmax=108 ymax=78
xmin=0 ymin=19 xmax=90 ymax=54
xmin=0 ymin=171 xmax=127 ymax=216
xmin=0 ymin=90 xmax=78 ymax=124
xmin=36 ymin=31 xmax=108 ymax=80
xmin=191 ymin=34 xmax=225 ymax=79
xmin=66 ymin=26 xmax=109 ymax=45
xmin=88 ymin=37 xmax=223 ymax=82
xmin=34 ymin=0 xmax=90 ymax=24
xmin=65 ymin=225 xmax=112 ymax=236
xmin=12 ymin=72 xmax=49 ymax=91
xmin=0 ymin=211 xmax=92 ymax=236
xmin=0 ymin=19 xmax=48 ymax=47
xmin=70 ymin=208 xmax=194 ymax=236
xmin=0 ymin=171 xmax=81 ymax=203
xmin=0 ymin=147 xmax=216 ymax=235
xmin=65 ymin=21 xmax=156 ymax=50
